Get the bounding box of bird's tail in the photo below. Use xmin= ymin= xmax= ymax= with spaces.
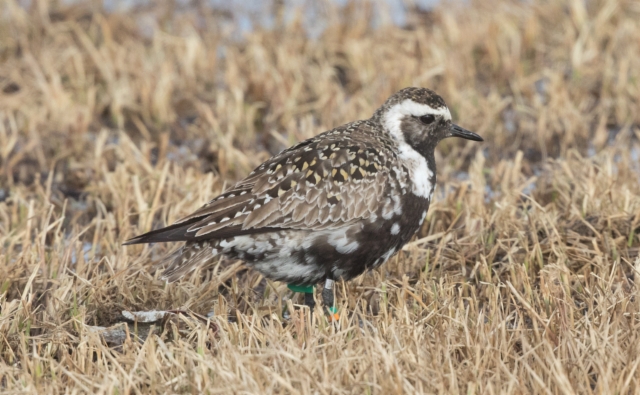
xmin=157 ymin=241 xmax=217 ymax=282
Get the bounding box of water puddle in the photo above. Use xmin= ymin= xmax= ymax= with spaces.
xmin=34 ymin=0 xmax=446 ymax=40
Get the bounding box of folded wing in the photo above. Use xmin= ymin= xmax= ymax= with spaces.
xmin=124 ymin=121 xmax=398 ymax=245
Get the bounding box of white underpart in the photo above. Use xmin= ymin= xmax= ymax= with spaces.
xmin=332 ymin=267 xmax=346 ymax=278
xmin=399 ymin=143 xmax=434 ymax=198
xmin=381 ymin=198 xmax=395 ymax=219
xmin=391 ymin=194 xmax=402 ymax=215
xmin=383 ymin=100 xmax=443 ymax=199
xmin=222 ymin=233 xmax=315 ymax=255
xmin=218 ymin=228 xmax=366 ymax=282
xmin=327 ymin=226 xmax=360 ymax=254
xmin=221 ymin=233 xmax=323 ymax=282
xmin=253 ymin=259 xmax=321 ymax=283
xmin=419 ymin=210 xmax=427 ymax=226
xmin=381 ymin=247 xmax=396 ymax=262
xmin=390 ymin=223 xmax=400 ymax=235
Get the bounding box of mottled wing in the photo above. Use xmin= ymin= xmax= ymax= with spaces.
xmin=124 ymin=120 xmax=400 ymax=245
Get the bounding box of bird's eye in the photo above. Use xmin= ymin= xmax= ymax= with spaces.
xmin=419 ymin=114 xmax=435 ymax=125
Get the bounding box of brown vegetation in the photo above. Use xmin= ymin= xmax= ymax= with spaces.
xmin=1 ymin=0 xmax=640 ymax=393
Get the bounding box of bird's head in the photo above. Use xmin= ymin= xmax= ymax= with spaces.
xmin=375 ymin=87 xmax=483 ymax=155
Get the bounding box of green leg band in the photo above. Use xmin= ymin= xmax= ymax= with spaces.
xmin=287 ymin=284 xmax=314 ymax=293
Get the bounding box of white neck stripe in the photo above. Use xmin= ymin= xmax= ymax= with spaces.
xmin=380 ymin=100 xmax=439 ymax=199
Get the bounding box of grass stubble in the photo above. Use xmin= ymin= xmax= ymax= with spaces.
xmin=1 ymin=0 xmax=640 ymax=393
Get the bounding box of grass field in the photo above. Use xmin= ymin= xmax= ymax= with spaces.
xmin=1 ymin=0 xmax=640 ymax=393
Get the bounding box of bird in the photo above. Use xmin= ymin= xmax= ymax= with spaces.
xmin=124 ymin=87 xmax=483 ymax=313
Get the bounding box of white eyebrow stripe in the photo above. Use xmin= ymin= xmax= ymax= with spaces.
xmin=398 ymin=100 xmax=452 ymax=120
xmin=382 ymin=99 xmax=452 ymax=142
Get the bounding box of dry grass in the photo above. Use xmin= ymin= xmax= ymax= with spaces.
xmin=1 ymin=0 xmax=640 ymax=393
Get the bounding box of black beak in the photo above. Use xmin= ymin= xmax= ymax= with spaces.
xmin=450 ymin=124 xmax=483 ymax=141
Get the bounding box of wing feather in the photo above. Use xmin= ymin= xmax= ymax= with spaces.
xmin=125 ymin=120 xmax=399 ymax=244
xmin=174 ymin=189 xmax=252 ymax=224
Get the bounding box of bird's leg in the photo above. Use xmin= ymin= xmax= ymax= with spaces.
xmin=322 ymin=278 xmax=339 ymax=320
xmin=287 ymin=284 xmax=315 ymax=310
xmin=304 ymin=292 xmax=316 ymax=309
xmin=321 ymin=278 xmax=334 ymax=307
